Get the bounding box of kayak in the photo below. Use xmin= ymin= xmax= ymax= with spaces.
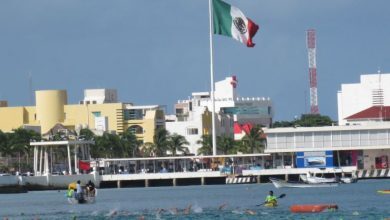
xmin=377 ymin=190 xmax=390 ymax=194
xmin=264 ymin=202 xmax=277 ymax=207
xmin=290 ymin=204 xmax=338 ymax=213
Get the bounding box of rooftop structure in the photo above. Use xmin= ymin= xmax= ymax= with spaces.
xmin=338 ymin=72 xmax=390 ymax=125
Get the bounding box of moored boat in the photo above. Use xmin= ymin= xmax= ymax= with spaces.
xmin=290 ymin=204 xmax=338 ymax=213
xmin=269 ymin=177 xmax=339 ymax=188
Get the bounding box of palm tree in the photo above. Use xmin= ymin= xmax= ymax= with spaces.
xmin=8 ymin=128 xmax=41 ymax=172
xmin=120 ymin=129 xmax=141 ymax=157
xmin=152 ymin=128 xmax=169 ymax=157
xmin=79 ymin=128 xmax=95 ymax=140
xmin=0 ymin=130 xmax=12 ymax=167
xmin=217 ymin=135 xmax=235 ymax=155
xmin=197 ymin=134 xmax=212 ymax=156
xmin=241 ymin=126 xmax=266 ymax=153
xmin=166 ymin=134 xmax=189 ymax=172
xmin=167 ymin=134 xmax=189 ymax=156
xmin=93 ymin=132 xmax=123 ymax=158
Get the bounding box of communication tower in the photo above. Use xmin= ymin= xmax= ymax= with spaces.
xmin=307 ymin=29 xmax=319 ymax=114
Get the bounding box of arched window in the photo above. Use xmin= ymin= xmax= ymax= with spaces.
xmin=128 ymin=125 xmax=143 ymax=134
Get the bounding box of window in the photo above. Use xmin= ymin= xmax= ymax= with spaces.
xmin=92 ymin=112 xmax=101 ymax=117
xmin=187 ymin=128 xmax=198 ymax=135
xmin=124 ymin=109 xmax=143 ymax=120
xmin=128 ymin=125 xmax=143 ymax=134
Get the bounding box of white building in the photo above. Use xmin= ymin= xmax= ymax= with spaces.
xmin=166 ymin=76 xmax=273 ymax=155
xmin=81 ymin=89 xmax=118 ymax=104
xmin=337 ymin=72 xmax=390 ymax=125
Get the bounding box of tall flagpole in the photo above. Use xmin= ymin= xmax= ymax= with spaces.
xmin=209 ymin=0 xmax=217 ymax=156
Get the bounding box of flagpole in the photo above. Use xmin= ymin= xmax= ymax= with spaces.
xmin=208 ymin=0 xmax=217 ymax=156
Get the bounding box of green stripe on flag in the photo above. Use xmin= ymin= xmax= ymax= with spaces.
xmin=213 ymin=0 xmax=232 ymax=37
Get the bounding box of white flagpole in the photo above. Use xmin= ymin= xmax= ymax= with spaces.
xmin=208 ymin=0 xmax=217 ymax=156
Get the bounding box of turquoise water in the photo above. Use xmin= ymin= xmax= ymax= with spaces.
xmin=0 ymin=179 xmax=389 ymax=219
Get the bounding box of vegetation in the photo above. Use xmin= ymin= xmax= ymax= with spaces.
xmin=272 ymin=114 xmax=335 ymax=128
xmin=1 ymin=124 xmax=271 ymax=172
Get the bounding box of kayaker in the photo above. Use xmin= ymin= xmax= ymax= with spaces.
xmin=86 ymin=180 xmax=96 ymax=197
xmin=264 ymin=190 xmax=278 ymax=207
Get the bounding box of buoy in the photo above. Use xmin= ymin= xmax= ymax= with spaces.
xmin=290 ymin=204 xmax=338 ymax=213
xmin=377 ymin=190 xmax=390 ymax=194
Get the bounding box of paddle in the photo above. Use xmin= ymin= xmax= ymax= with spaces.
xmin=256 ymin=193 xmax=286 ymax=206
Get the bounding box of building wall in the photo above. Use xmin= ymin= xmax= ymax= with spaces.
xmin=35 ymin=90 xmax=67 ymax=134
xmin=362 ymin=149 xmax=390 ymax=170
xmin=0 ymin=107 xmax=25 ymax=132
xmin=0 ymin=90 xmax=164 ymax=145
xmin=338 ymin=73 xmax=390 ymax=125
xmin=64 ymin=103 xmax=123 ymax=133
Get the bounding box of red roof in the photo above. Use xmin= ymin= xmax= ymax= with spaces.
xmin=345 ymin=106 xmax=390 ymax=120
xmin=233 ymin=122 xmax=253 ymax=134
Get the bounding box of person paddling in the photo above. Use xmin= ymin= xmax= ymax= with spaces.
xmin=264 ymin=190 xmax=278 ymax=207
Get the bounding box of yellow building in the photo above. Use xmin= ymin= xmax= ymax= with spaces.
xmin=0 ymin=89 xmax=165 ymax=143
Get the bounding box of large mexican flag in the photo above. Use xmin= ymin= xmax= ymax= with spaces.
xmin=213 ymin=0 xmax=259 ymax=47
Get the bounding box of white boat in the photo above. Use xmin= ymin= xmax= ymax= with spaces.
xmin=340 ymin=177 xmax=358 ymax=184
xmin=299 ymin=173 xmax=339 ymax=184
xmin=269 ymin=177 xmax=339 ymax=188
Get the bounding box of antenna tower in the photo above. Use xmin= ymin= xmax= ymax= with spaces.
xmin=307 ymin=29 xmax=319 ymax=114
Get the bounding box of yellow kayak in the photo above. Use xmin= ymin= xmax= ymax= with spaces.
xmin=377 ymin=190 xmax=390 ymax=194
xmin=264 ymin=202 xmax=278 ymax=207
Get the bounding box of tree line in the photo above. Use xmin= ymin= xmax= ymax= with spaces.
xmin=0 ymin=126 xmax=266 ymax=173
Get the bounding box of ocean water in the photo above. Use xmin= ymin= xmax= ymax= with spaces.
xmin=0 ymin=179 xmax=389 ymax=219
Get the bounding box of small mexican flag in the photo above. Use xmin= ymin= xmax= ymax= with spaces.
xmin=213 ymin=0 xmax=259 ymax=47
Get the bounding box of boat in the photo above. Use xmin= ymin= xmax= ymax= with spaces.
xmin=290 ymin=204 xmax=338 ymax=213
xmin=264 ymin=202 xmax=277 ymax=208
xmin=340 ymin=176 xmax=358 ymax=184
xmin=269 ymin=177 xmax=339 ymax=188
xmin=377 ymin=190 xmax=390 ymax=194
xmin=299 ymin=172 xmax=339 ymax=184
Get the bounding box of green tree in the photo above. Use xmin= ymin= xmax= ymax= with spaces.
xmin=217 ymin=135 xmax=235 ymax=155
xmin=120 ymin=129 xmax=141 ymax=157
xmin=241 ymin=126 xmax=266 ymax=153
xmin=273 ymin=114 xmax=334 ymax=128
xmin=167 ymin=134 xmax=189 ymax=156
xmin=151 ymin=128 xmax=169 ymax=157
xmin=93 ymin=132 xmax=123 ymax=158
xmin=197 ymin=134 xmax=212 ymax=156
xmin=79 ymin=128 xmax=95 ymax=140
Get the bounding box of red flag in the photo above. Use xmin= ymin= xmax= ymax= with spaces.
xmin=79 ymin=160 xmax=91 ymax=171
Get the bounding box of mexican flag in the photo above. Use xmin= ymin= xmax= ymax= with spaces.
xmin=213 ymin=0 xmax=259 ymax=47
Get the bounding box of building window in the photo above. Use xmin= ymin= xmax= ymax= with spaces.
xmin=124 ymin=109 xmax=143 ymax=120
xmin=187 ymin=128 xmax=198 ymax=135
xmin=128 ymin=125 xmax=143 ymax=134
xmin=92 ymin=111 xmax=101 ymax=117
xmin=92 ymin=101 xmax=97 ymax=104
xmin=176 ymin=108 xmax=184 ymax=114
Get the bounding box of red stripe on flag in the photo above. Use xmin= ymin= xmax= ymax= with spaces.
xmin=246 ymin=18 xmax=259 ymax=47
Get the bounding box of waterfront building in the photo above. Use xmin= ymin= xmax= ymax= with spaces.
xmin=0 ymin=89 xmax=165 ymax=143
xmin=337 ymin=72 xmax=390 ymax=125
xmin=264 ymin=124 xmax=390 ymax=170
xmin=166 ymin=76 xmax=273 ymax=154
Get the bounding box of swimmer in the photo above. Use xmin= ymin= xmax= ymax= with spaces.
xmin=245 ymin=209 xmax=257 ymax=215
xmin=183 ymin=204 xmax=192 ymax=215
xmin=218 ymin=203 xmax=228 ymax=210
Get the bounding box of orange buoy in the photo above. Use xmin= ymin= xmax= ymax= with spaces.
xmin=290 ymin=204 xmax=338 ymax=213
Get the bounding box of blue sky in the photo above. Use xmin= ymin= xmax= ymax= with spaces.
xmin=1 ymin=0 xmax=390 ymax=121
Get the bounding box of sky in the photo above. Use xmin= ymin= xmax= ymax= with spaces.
xmin=1 ymin=0 xmax=390 ymax=121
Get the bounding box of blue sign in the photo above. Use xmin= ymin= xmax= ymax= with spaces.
xmin=296 ymin=151 xmax=333 ymax=168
